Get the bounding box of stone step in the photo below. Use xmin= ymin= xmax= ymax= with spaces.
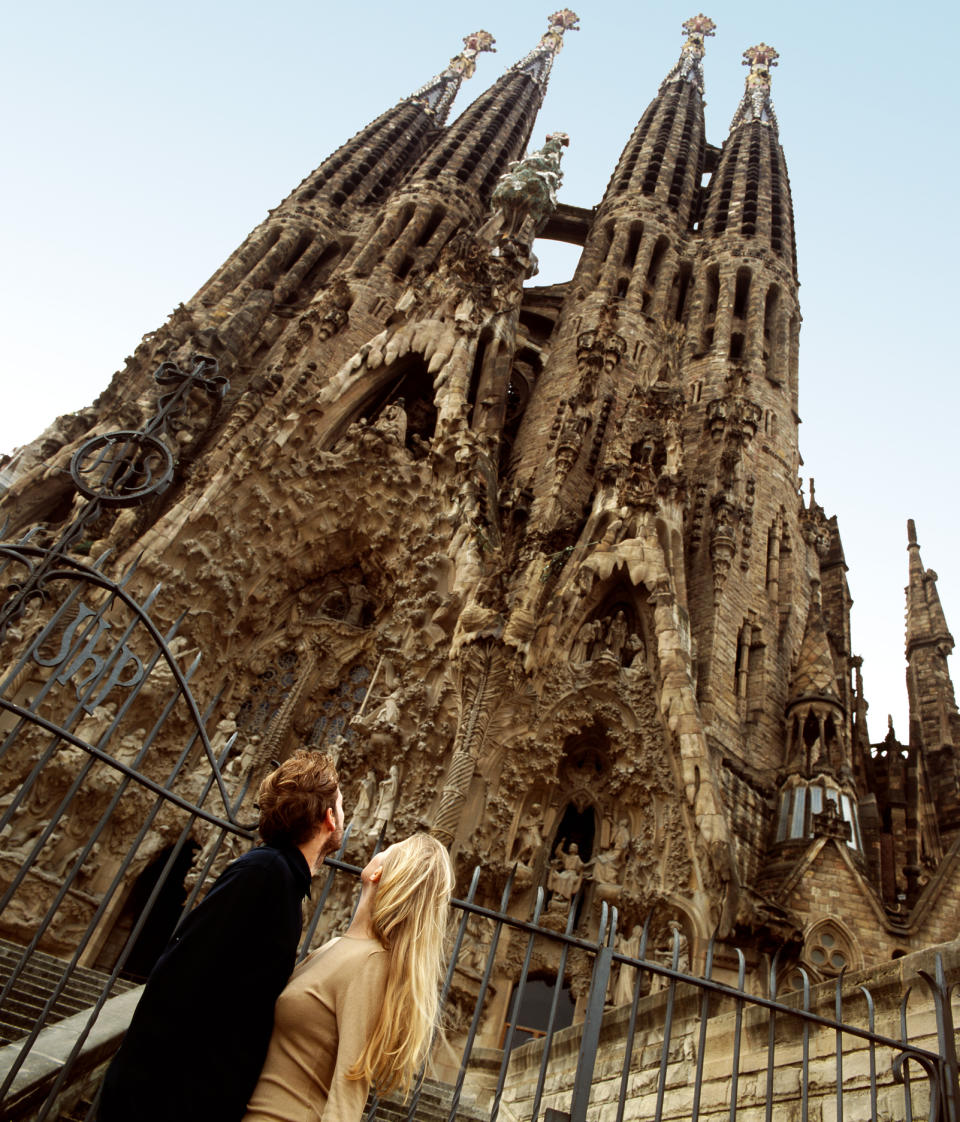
xmin=0 ymin=937 xmax=135 ymax=1046
xmin=370 ymin=1078 xmax=489 ymax=1122
xmin=0 ymin=939 xmax=133 ymax=994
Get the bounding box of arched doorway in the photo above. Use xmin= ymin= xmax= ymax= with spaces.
xmin=95 ymin=842 xmax=199 ymax=981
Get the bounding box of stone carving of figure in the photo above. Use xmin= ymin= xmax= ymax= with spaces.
xmin=144 ymin=636 xmax=196 ymax=698
xmin=343 ymin=580 xmax=374 ymax=627
xmin=372 ymin=688 xmax=401 ymax=728
xmin=664 ymin=416 xmax=683 ymax=474
xmin=650 ymin=920 xmax=691 ymax=992
xmin=352 ymin=688 xmax=401 ymax=733
xmin=625 ymin=633 xmax=646 ymax=671
xmin=602 ymin=611 xmax=629 ymax=663
xmin=592 ymin=818 xmax=631 ymax=906
xmin=457 ymin=915 xmax=489 ymax=977
xmin=553 ymin=406 xmax=591 ymax=488
xmin=235 ymin=733 xmax=263 ymax=779
xmin=352 ymin=769 xmax=377 ymax=836
xmin=612 ymin=925 xmax=643 ymax=1006
xmin=592 ymin=838 xmax=626 ymax=888
xmin=570 ymin=620 xmax=601 ymax=664
xmin=372 ymin=400 xmax=408 ymax=446
xmin=114 ymin=728 xmax=147 ymax=768
xmin=75 ymin=702 xmax=117 ymax=748
xmin=513 ymin=803 xmax=543 ymax=868
xmin=371 ymin=764 xmax=400 ymax=838
xmin=547 ymin=842 xmax=590 ymax=908
xmin=210 ymin=712 xmax=238 ymax=760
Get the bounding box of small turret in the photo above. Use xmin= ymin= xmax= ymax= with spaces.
xmin=905 ymin=519 xmax=960 ymax=751
xmin=772 ymin=585 xmax=863 ymax=852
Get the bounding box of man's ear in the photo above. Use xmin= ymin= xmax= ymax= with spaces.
xmin=323 ymin=806 xmax=336 ymax=830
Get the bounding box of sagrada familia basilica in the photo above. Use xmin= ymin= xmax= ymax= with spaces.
xmin=2 ymin=9 xmax=959 ymax=1028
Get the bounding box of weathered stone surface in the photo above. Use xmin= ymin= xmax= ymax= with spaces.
xmin=2 ymin=13 xmax=959 ymax=1100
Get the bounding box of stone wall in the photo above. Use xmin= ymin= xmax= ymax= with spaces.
xmin=463 ymin=939 xmax=960 ymax=1122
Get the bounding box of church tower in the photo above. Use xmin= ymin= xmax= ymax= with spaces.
xmin=5 ymin=12 xmax=960 ymax=1026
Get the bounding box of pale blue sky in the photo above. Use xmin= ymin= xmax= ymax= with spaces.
xmin=2 ymin=1 xmax=957 ymax=741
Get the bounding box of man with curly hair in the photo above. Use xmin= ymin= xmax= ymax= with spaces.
xmin=98 ymin=749 xmax=344 ymax=1122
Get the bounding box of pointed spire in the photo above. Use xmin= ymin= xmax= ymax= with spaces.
xmin=789 ymin=586 xmax=842 ymax=704
xmin=660 ymin=14 xmax=716 ymax=94
xmin=510 ymin=9 xmax=580 ymax=86
xmin=906 ymin=519 xmax=955 ymax=657
xmin=730 ymin=43 xmax=780 ymax=134
xmin=409 ymin=29 xmax=498 ymax=119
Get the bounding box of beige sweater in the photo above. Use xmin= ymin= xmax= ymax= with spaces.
xmin=243 ymin=935 xmax=389 ymax=1122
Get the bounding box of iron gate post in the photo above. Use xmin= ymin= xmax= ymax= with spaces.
xmin=928 ymin=955 xmax=960 ymax=1122
xmin=568 ymin=904 xmax=616 ymax=1122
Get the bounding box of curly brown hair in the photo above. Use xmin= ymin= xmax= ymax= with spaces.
xmin=256 ymin=749 xmax=340 ymax=848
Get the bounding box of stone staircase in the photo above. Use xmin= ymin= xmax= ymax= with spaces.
xmin=369 ymin=1078 xmax=490 ymax=1122
xmin=0 ymin=937 xmax=136 ymax=1045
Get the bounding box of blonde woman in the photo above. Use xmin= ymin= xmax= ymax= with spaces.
xmin=243 ymin=832 xmax=454 ymax=1122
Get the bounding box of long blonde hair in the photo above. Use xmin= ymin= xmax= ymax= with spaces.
xmin=349 ymin=832 xmax=454 ymax=1096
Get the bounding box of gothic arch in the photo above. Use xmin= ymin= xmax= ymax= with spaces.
xmin=319 ymin=351 xmax=439 ymax=452
xmin=801 ymin=915 xmax=863 ymax=978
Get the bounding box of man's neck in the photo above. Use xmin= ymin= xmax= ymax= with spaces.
xmin=297 ymin=830 xmax=331 ymax=875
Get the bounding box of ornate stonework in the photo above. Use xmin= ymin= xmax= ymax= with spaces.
xmin=3 ymin=13 xmax=960 ymax=1055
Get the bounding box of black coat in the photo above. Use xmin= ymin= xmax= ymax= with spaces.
xmin=97 ymin=844 xmax=311 ymax=1122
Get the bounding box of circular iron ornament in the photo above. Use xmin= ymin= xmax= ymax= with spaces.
xmin=70 ymin=430 xmax=175 ymax=507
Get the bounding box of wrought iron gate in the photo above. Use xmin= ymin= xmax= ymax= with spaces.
xmin=0 ymin=357 xmax=259 ymax=1118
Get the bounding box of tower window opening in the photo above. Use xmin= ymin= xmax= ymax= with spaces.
xmin=764 ymin=285 xmax=784 ymax=384
xmin=395 ymin=255 xmax=416 ymax=280
xmin=645 ymin=235 xmax=669 ymax=290
xmin=733 ymin=267 xmax=751 ymax=319
xmin=763 ymin=285 xmax=780 ymax=339
xmin=622 ymin=223 xmax=643 ymax=271
xmin=674 ymin=262 xmax=693 ymax=323
xmin=734 ymin=626 xmax=747 ymax=697
xmin=703 ymin=265 xmax=719 ymax=321
xmin=616 ymin=276 xmax=630 ymax=299
xmin=467 ymin=329 xmax=492 ymax=412
xmin=281 ymin=233 xmax=314 ymax=275
xmin=392 ymin=203 xmax=417 ymax=244
xmin=416 ymin=206 xmax=445 ymax=248
xmin=288 ymin=241 xmax=345 ymax=305
xmin=729 ymin=333 xmax=744 ymax=360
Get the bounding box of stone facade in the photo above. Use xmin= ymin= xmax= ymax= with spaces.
xmin=2 ymin=10 xmax=960 ymax=1051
